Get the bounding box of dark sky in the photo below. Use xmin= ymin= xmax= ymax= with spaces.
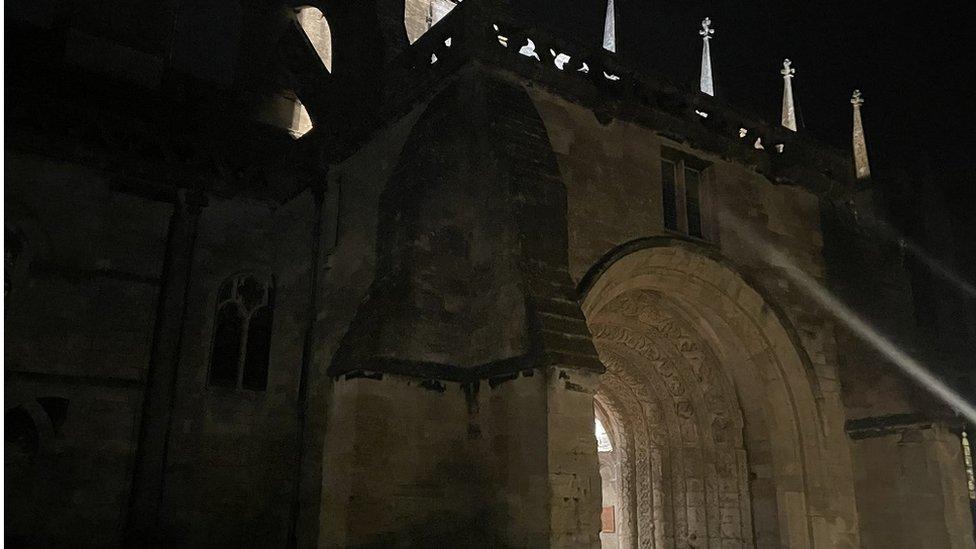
xmin=531 ymin=0 xmax=975 ymax=235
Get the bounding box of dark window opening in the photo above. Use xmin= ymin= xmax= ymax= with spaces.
xmin=660 ymin=149 xmax=710 ymax=240
xmin=661 ymin=160 xmax=678 ymax=231
xmin=242 ymin=304 xmax=273 ymax=391
xmin=208 ymin=273 xmax=274 ymax=391
xmin=685 ymin=167 xmax=703 ymax=238
xmin=210 ymin=303 xmax=244 ymax=387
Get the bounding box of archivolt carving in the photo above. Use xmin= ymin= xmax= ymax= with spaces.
xmin=597 ymin=353 xmax=670 ymax=547
xmin=592 ymin=289 xmax=752 ymax=548
xmin=612 ymin=291 xmax=744 ymax=442
xmin=591 ymin=322 xmax=664 ymax=361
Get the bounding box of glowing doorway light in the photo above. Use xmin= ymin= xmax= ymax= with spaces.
xmin=720 ymin=209 xmax=976 ymax=425
xmin=595 ymin=418 xmax=613 ymax=452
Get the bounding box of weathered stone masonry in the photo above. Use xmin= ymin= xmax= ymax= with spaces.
xmin=4 ymin=0 xmax=975 ymax=547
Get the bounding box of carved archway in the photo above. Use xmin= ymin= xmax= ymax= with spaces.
xmin=583 ymin=241 xmax=858 ymax=548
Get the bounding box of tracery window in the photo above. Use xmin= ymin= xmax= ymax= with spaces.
xmin=404 ymin=0 xmax=458 ymax=44
xmin=660 ymin=149 xmax=709 ymax=239
xmin=209 ymin=273 xmax=275 ymax=391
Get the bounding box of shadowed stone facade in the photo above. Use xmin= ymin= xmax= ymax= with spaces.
xmin=5 ymin=1 xmax=975 ymax=547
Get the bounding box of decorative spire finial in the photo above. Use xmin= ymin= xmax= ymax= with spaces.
xmin=603 ymin=0 xmax=616 ymax=52
xmin=851 ymin=89 xmax=871 ymax=179
xmin=781 ymin=58 xmax=795 ymax=78
xmin=699 ymin=17 xmax=715 ymax=96
xmin=781 ymin=59 xmax=797 ymax=131
xmin=700 ymin=17 xmax=714 ymax=40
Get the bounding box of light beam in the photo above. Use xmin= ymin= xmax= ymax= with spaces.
xmin=722 ymin=211 xmax=976 ymax=424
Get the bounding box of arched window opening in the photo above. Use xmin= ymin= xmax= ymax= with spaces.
xmin=296 ymin=6 xmax=332 ymax=72
xmin=209 ymin=273 xmax=275 ymax=391
xmin=404 ymin=0 xmax=458 ymax=44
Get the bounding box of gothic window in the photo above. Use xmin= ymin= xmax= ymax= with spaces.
xmin=209 ymin=273 xmax=275 ymax=391
xmin=296 ymin=6 xmax=332 ymax=72
xmin=404 ymin=0 xmax=458 ymax=44
xmin=660 ymin=150 xmax=709 ymax=239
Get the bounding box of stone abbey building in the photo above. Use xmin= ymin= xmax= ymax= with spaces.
xmin=5 ymin=1 xmax=976 ymax=547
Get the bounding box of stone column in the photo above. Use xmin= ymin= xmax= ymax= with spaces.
xmin=125 ymin=190 xmax=205 ymax=543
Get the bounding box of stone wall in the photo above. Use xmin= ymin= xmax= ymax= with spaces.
xmin=315 ymin=67 xmax=604 ymax=546
xmin=849 ymin=422 xmax=974 ymax=548
xmin=821 ymin=189 xmax=976 ymax=548
xmin=530 ymin=85 xmax=861 ymax=546
xmin=155 ymin=190 xmax=316 ymax=545
xmin=4 ymin=151 xmax=171 ymax=545
xmin=4 ymin=149 xmax=323 ymax=545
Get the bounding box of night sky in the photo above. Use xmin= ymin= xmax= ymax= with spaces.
xmin=530 ymin=0 xmax=975 ymax=262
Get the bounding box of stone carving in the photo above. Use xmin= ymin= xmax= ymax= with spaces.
xmin=712 ymin=415 xmax=731 ymax=444
xmin=518 ymin=38 xmax=540 ymax=60
xmin=592 ymin=289 xmax=753 ymax=546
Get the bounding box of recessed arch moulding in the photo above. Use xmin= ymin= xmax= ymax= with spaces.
xmin=581 ymin=243 xmax=861 ymax=548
